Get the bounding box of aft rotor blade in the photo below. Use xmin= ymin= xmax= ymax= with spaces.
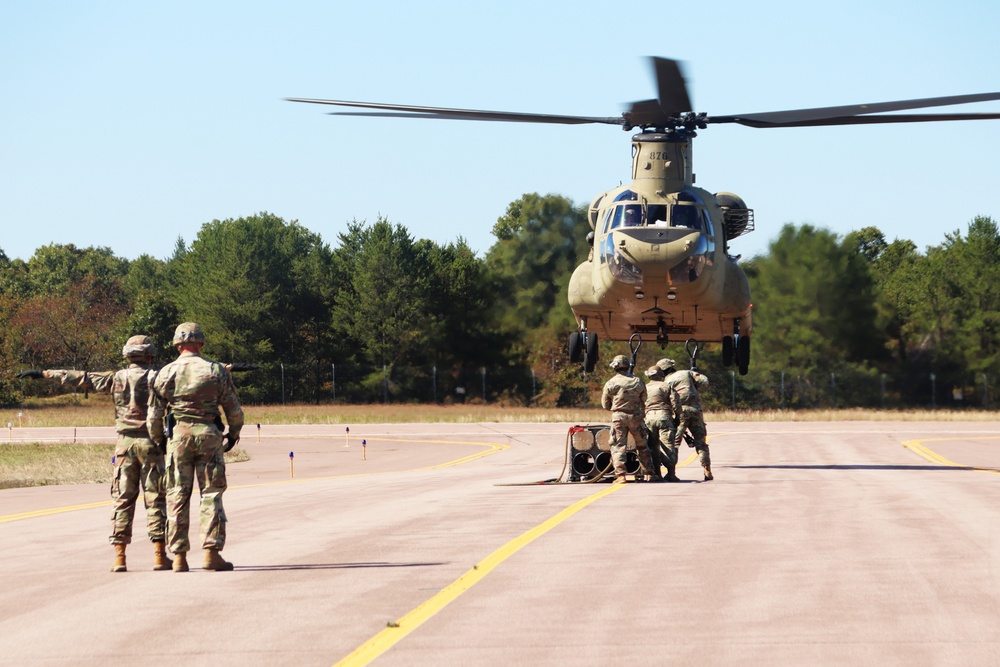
xmin=714 ymin=111 xmax=1000 ymax=128
xmin=712 ymin=91 xmax=1000 ymax=126
xmin=286 ymin=98 xmax=623 ymax=126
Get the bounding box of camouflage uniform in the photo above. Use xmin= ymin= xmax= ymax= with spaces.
xmin=644 ymin=366 xmax=681 ymax=482
xmin=148 ymin=327 xmax=244 ymax=560
xmin=658 ymin=358 xmax=713 ymax=480
xmin=601 ymin=356 xmax=655 ymax=481
xmin=42 ymin=362 xmax=167 ymax=547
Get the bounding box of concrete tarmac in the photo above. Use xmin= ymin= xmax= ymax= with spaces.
xmin=1 ymin=421 xmax=999 ymax=666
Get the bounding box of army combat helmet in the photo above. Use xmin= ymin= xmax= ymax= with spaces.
xmin=644 ymin=365 xmax=664 ymax=379
xmin=609 ymin=354 xmax=630 ymax=371
xmin=656 ymin=358 xmax=677 ymax=373
xmin=122 ymin=335 xmax=157 ymax=359
xmin=172 ymin=322 xmax=206 ymax=346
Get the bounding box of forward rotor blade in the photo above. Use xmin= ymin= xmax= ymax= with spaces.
xmin=623 ymin=58 xmax=693 ymax=128
xmin=652 ymin=57 xmax=692 ymax=115
xmin=713 ymin=92 xmax=1000 ymax=126
xmin=712 ymin=112 xmax=1000 ymax=128
xmin=286 ymin=97 xmax=623 ymax=126
xmin=623 ymin=99 xmax=670 ymax=127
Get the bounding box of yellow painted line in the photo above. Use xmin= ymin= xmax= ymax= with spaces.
xmin=0 ymin=500 xmax=110 ymax=524
xmin=333 ymin=481 xmax=626 ymax=666
xmin=902 ymin=436 xmax=1000 ymax=475
xmin=0 ymin=438 xmax=508 ymax=523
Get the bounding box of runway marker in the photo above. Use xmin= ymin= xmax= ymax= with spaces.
xmin=289 ymin=451 xmax=294 ymax=478
xmin=257 ymin=423 xmax=261 ymax=442
xmin=345 ymin=426 xmax=350 ymax=448
xmin=363 ymin=439 xmax=366 ymax=460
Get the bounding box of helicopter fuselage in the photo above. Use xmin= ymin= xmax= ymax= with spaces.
xmin=568 ymin=132 xmax=753 ymax=348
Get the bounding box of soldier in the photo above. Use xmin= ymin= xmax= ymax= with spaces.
xmin=601 ymin=354 xmax=658 ymax=483
xmin=18 ymin=335 xmax=172 ymax=572
xmin=644 ymin=365 xmax=680 ymax=482
xmin=148 ymin=322 xmax=244 ymax=572
xmin=657 ymin=357 xmax=713 ymax=480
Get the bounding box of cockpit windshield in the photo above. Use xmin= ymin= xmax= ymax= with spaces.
xmin=601 ymin=189 xmax=714 ymax=243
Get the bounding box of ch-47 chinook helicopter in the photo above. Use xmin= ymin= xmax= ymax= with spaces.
xmin=287 ymin=58 xmax=1000 ymax=375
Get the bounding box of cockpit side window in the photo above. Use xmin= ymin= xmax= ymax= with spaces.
xmin=609 ymin=206 xmax=623 ymax=230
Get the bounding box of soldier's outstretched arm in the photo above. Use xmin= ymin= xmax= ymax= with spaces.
xmin=25 ymin=369 xmax=115 ymax=393
xmin=226 ymin=363 xmax=258 ymax=373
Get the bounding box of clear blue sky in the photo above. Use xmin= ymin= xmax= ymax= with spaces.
xmin=3 ymin=0 xmax=999 ymax=263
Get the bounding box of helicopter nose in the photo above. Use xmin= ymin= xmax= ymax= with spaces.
xmin=613 ymin=228 xmax=703 ymax=269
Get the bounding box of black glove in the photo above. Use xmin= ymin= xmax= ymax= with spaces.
xmin=17 ymin=370 xmax=43 ymax=379
xmin=214 ymin=415 xmax=224 ymax=431
xmin=223 ymin=433 xmax=239 ymax=452
xmin=228 ymin=363 xmax=258 ymax=372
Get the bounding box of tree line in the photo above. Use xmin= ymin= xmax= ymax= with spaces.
xmin=2 ymin=196 xmax=997 ymax=409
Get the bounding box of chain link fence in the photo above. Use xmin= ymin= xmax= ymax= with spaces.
xmin=223 ymin=364 xmax=996 ymax=410
xmin=706 ymin=368 xmax=993 ymax=411
xmin=11 ymin=362 xmax=994 ymax=410
xmin=229 ymin=363 xmax=538 ymax=406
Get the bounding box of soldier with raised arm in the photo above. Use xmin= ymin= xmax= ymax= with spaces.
xmin=601 ymin=354 xmax=658 ymax=483
xmin=657 ymin=357 xmax=713 ymax=481
xmin=148 ymin=322 xmax=244 ymax=572
xmin=18 ymin=335 xmax=172 ymax=572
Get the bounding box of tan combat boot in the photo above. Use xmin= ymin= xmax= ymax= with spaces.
xmin=204 ymin=548 xmax=234 ymax=571
xmin=152 ymin=541 xmax=172 ymax=571
xmin=612 ymin=476 xmax=628 ymax=485
xmin=110 ymin=543 xmax=127 ymax=573
xmin=703 ymin=465 xmax=714 ymax=481
xmin=172 ymin=551 xmax=189 ymax=572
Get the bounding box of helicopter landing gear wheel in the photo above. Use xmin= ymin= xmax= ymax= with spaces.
xmin=583 ymin=332 xmax=599 ymax=373
xmin=722 ymin=336 xmax=734 ymax=367
xmin=737 ymin=335 xmax=750 ymax=375
xmin=568 ymin=331 xmax=583 ymax=363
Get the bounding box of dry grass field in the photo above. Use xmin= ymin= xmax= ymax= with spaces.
xmin=0 ymin=443 xmax=114 ymax=489
xmin=3 ymin=393 xmax=998 ymax=428
xmin=0 ymin=442 xmax=249 ymax=489
xmin=0 ymin=396 xmax=251 ymax=489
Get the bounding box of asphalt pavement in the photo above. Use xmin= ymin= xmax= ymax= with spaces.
xmin=1 ymin=421 xmax=999 ymax=666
